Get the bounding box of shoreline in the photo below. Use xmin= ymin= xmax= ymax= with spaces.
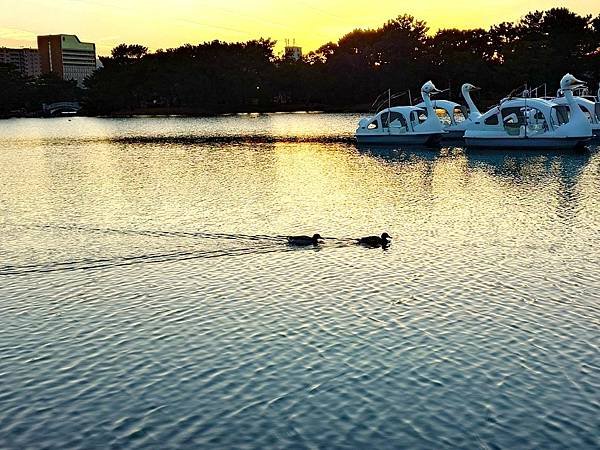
xmin=0 ymin=104 xmax=371 ymax=120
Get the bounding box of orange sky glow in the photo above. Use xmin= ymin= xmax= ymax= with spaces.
xmin=1 ymin=0 xmax=599 ymax=55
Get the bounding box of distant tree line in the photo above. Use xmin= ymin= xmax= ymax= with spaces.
xmin=0 ymin=66 xmax=81 ymax=117
xmin=1 ymin=8 xmax=599 ymax=117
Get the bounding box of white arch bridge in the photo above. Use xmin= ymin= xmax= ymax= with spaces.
xmin=42 ymin=102 xmax=81 ymax=116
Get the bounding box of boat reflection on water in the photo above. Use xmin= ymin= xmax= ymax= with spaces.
xmin=462 ymin=147 xmax=592 ymax=181
xmin=356 ymin=143 xmax=435 ymax=160
xmin=355 ymin=142 xmax=599 ymax=223
xmin=356 ymin=142 xmax=597 ymax=226
xmin=356 ymin=143 xmax=593 ymax=183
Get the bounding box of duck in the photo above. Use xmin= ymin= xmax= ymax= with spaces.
xmin=358 ymin=233 xmax=392 ymax=247
xmin=287 ymin=234 xmax=323 ymax=246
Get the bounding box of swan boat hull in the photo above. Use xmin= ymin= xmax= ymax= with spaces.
xmin=441 ymin=129 xmax=466 ymax=140
xmin=465 ymin=136 xmax=591 ymax=149
xmin=355 ymin=132 xmax=444 ymax=146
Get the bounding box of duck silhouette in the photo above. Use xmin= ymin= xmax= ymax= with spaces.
xmin=287 ymin=234 xmax=324 ymax=246
xmin=358 ymin=233 xmax=392 ymax=248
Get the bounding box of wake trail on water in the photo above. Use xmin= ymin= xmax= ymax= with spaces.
xmin=29 ymin=223 xmax=286 ymax=242
xmin=0 ymin=224 xmax=358 ymax=276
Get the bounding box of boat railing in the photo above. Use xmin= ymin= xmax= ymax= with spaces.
xmin=370 ymin=90 xmax=410 ymax=115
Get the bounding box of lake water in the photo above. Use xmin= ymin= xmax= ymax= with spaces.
xmin=1 ymin=114 xmax=599 ymax=449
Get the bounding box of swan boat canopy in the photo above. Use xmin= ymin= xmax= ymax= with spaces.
xmin=414 ymin=99 xmax=467 ymax=139
xmin=356 ymin=81 xmax=445 ymax=146
xmin=415 ymin=83 xmax=482 ymax=139
xmin=464 ymin=74 xmax=593 ymax=149
xmin=553 ymin=93 xmax=600 ymax=137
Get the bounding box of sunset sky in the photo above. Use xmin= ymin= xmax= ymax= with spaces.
xmin=1 ymin=0 xmax=599 ymax=56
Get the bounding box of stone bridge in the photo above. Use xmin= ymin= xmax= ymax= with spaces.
xmin=42 ymin=102 xmax=81 ymax=116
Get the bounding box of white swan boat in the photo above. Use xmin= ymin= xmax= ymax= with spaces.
xmin=356 ymin=81 xmax=445 ymax=146
xmin=416 ymin=83 xmax=482 ymax=138
xmin=553 ymin=89 xmax=600 ymax=137
xmin=464 ymin=74 xmax=593 ymax=149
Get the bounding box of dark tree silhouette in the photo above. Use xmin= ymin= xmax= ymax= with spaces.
xmin=110 ymin=44 xmax=149 ymax=63
xmin=2 ymin=8 xmax=599 ymax=117
xmin=0 ymin=65 xmax=79 ymax=117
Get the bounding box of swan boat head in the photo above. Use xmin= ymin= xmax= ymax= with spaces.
xmin=554 ymin=74 xmax=592 ymax=137
xmin=461 ymin=83 xmax=480 ymax=94
xmin=460 ymin=83 xmax=482 ymax=120
xmin=418 ymin=81 xmax=445 ymax=133
xmin=421 ymin=81 xmax=442 ymax=96
xmin=560 ymin=74 xmax=586 ymax=92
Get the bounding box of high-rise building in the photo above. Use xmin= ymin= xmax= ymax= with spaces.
xmin=284 ymin=46 xmax=302 ymax=62
xmin=0 ymin=47 xmax=41 ymax=78
xmin=283 ymin=39 xmax=302 ymax=62
xmin=37 ymin=34 xmax=97 ymax=86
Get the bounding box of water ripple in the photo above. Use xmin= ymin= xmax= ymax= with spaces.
xmin=0 ymin=115 xmax=599 ymax=450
